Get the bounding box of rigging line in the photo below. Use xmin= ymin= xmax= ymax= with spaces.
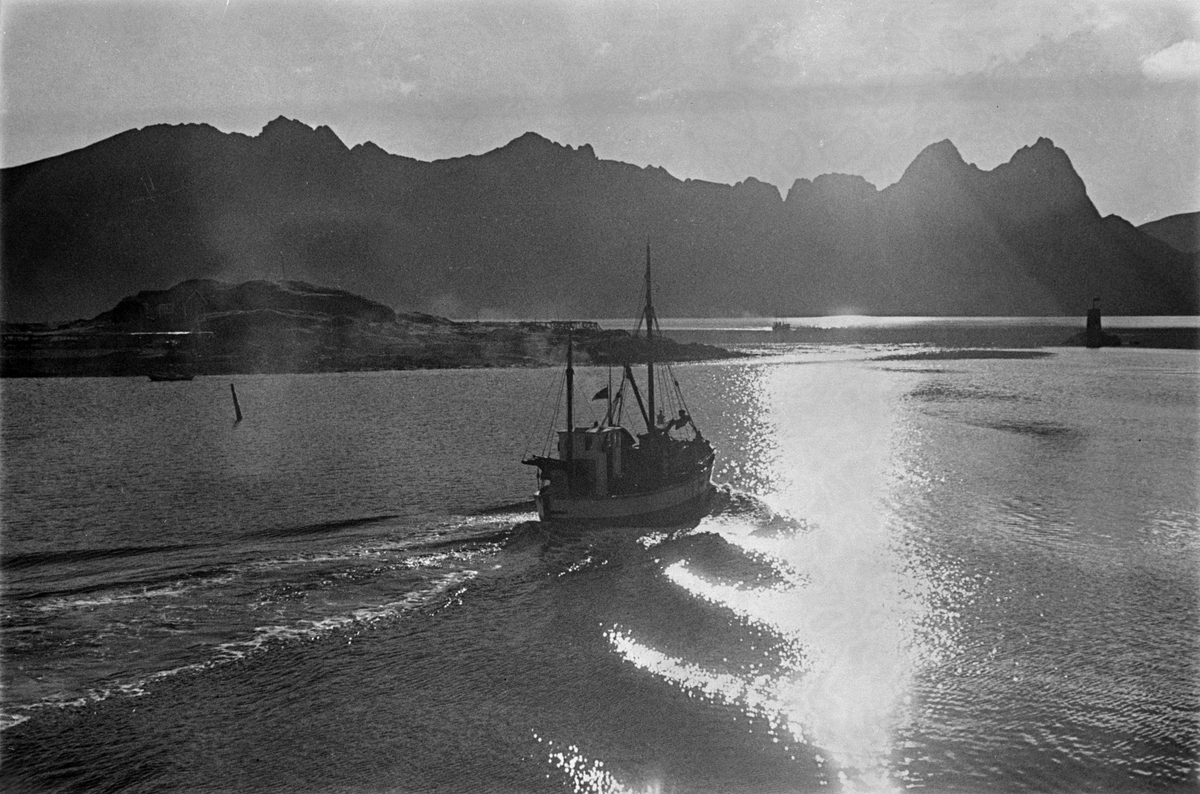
xmin=657 ymin=362 xmax=688 ymax=430
xmin=620 ymin=372 xmax=633 ymax=419
xmin=607 ymin=367 xmax=628 ymax=428
xmin=667 ymin=363 xmax=693 ymax=415
xmin=633 ymin=305 xmax=646 ymax=338
xmin=527 ymin=364 xmax=558 ymax=443
xmin=604 ymin=365 xmax=613 ymax=427
xmin=524 ymin=363 xmax=564 ymax=460
xmin=544 ymin=368 xmax=566 ymax=458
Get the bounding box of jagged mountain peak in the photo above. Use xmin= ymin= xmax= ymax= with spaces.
xmin=990 ymin=136 xmax=1097 ymax=219
xmin=508 ymin=130 xmax=556 ymax=147
xmin=733 ymin=176 xmax=784 ymax=201
xmin=1014 ymin=136 xmax=1060 ymax=158
xmin=785 ymin=173 xmax=878 ymax=206
xmin=813 ymin=172 xmax=878 ymax=194
xmin=349 ymin=139 xmax=423 ymax=167
xmin=924 ymin=138 xmax=964 ymax=158
xmin=257 ymin=116 xmax=348 ymax=153
xmin=1001 ymin=136 xmax=1077 ymax=177
xmin=496 ymin=131 xmax=597 ymax=160
xmin=349 ymin=140 xmax=391 ymax=158
xmin=73 ymin=121 xmax=233 ymax=160
xmin=898 ymin=139 xmax=974 ymax=183
xmin=135 ymin=121 xmax=226 ymax=137
xmin=259 ymin=115 xmax=311 ymax=136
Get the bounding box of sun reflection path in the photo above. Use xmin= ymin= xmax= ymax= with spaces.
xmin=771 ymin=364 xmax=959 ymax=790
xmin=615 ymin=362 xmax=962 ymax=792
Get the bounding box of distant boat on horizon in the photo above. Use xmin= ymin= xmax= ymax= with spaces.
xmin=522 ymin=246 xmax=716 ymax=525
xmin=147 ymin=371 xmax=195 ymax=382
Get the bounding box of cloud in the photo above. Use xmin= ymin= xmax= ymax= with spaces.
xmin=1142 ymin=39 xmax=1200 ymax=80
xmin=729 ymin=0 xmax=1199 ymax=87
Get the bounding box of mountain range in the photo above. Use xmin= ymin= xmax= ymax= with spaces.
xmin=2 ymin=117 xmax=1196 ymax=323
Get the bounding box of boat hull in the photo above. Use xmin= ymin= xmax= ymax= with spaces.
xmin=535 ymin=459 xmax=715 ymax=526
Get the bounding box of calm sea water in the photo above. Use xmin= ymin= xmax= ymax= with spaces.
xmin=1 ymin=344 xmax=1197 ymax=792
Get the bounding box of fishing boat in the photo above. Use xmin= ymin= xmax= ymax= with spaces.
xmin=522 ymin=246 xmax=716 ymax=524
xmin=147 ymin=371 xmax=195 ymax=382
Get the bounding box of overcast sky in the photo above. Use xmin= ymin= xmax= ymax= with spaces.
xmin=2 ymin=0 xmax=1197 ymax=224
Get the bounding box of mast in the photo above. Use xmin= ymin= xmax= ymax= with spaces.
xmin=644 ymin=243 xmax=656 ymax=430
xmin=565 ymin=326 xmax=575 ymax=436
xmin=565 ymin=326 xmax=574 ymax=489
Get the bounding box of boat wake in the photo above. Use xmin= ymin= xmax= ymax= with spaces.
xmin=0 ymin=514 xmax=519 ymax=731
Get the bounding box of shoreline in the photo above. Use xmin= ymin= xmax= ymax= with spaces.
xmin=666 ymin=324 xmax=1200 ymax=351
xmin=2 ymin=326 xmax=1194 ymax=378
xmin=0 ymin=319 xmax=743 ymax=379
xmin=5 ymin=278 xmax=1194 ymax=377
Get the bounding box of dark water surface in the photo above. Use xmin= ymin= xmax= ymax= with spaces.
xmin=2 ymin=346 xmax=1197 ymax=792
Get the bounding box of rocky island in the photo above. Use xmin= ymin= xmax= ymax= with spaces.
xmin=0 ymin=279 xmax=740 ymax=378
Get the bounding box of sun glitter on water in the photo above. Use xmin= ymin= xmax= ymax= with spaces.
xmin=605 ymin=361 xmax=963 ymax=792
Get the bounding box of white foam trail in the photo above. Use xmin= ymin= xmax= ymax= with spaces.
xmin=35 ymin=573 xmax=238 ymax=613
xmin=215 ymin=570 xmax=476 ymax=661
xmin=0 ymin=713 xmax=31 ymax=730
xmin=246 ymin=545 xmax=494 ymax=570
xmin=1 ymin=570 xmax=476 ymax=731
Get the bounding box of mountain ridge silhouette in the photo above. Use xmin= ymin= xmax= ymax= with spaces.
xmin=2 ymin=117 xmax=1195 ymax=323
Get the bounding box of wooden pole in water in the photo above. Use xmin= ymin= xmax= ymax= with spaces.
xmin=230 ymin=383 xmax=243 ymax=422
